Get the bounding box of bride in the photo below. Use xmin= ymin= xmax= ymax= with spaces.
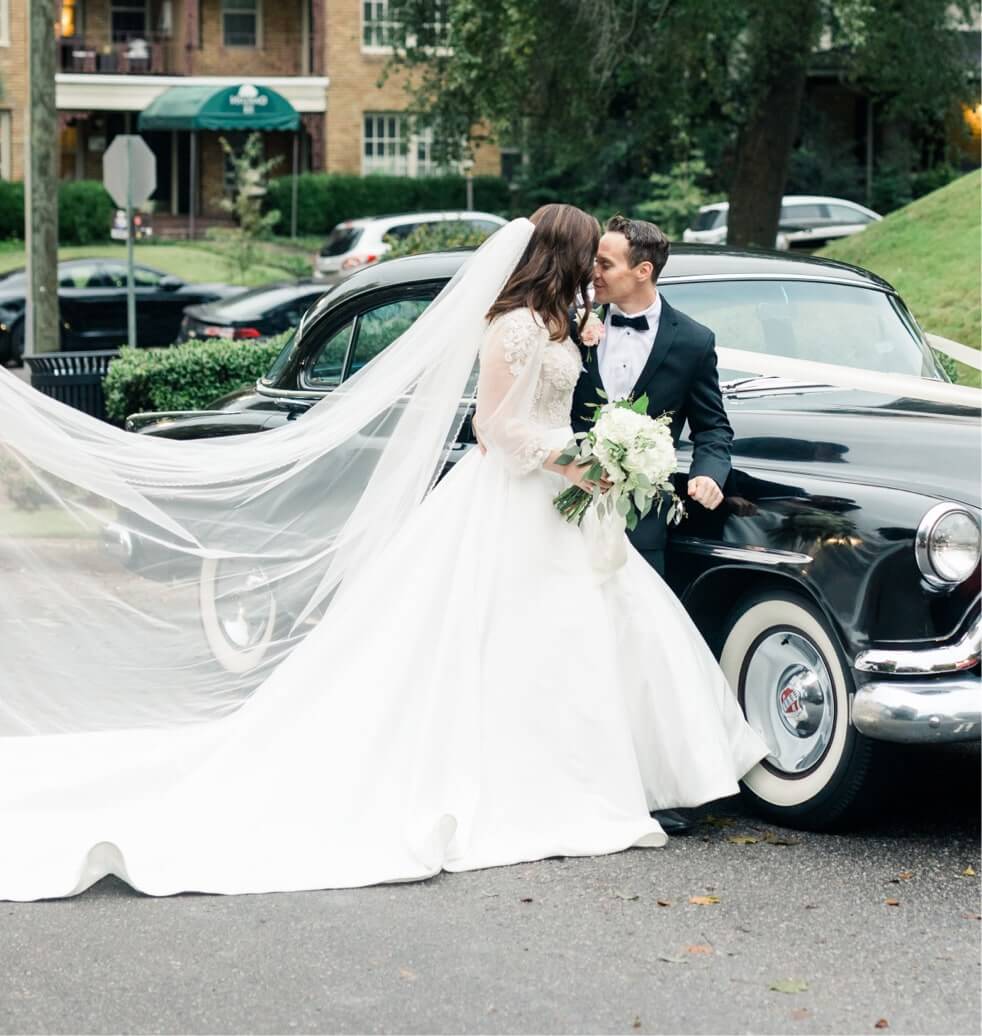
xmin=0 ymin=204 xmax=767 ymax=900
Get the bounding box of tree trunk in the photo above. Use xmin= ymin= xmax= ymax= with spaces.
xmin=26 ymin=0 xmax=59 ymax=355
xmin=727 ymin=1 xmax=820 ymax=249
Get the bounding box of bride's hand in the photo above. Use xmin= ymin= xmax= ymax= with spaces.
xmin=563 ymin=460 xmax=612 ymax=493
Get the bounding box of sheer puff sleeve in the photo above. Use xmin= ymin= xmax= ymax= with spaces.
xmin=473 ymin=309 xmax=552 ymax=477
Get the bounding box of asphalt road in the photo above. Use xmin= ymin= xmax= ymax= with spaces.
xmin=2 ymin=361 xmax=979 ymax=1033
xmin=1 ymin=742 xmax=978 ymax=1036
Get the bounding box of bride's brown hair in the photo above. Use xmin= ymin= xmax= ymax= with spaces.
xmin=486 ymin=204 xmax=600 ymax=342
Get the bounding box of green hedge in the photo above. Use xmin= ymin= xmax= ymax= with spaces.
xmin=59 ymin=181 xmax=116 ymax=245
xmin=105 ymin=334 xmax=290 ymax=422
xmin=0 ymin=181 xmax=24 ymax=241
xmin=0 ymin=180 xmax=115 ymax=244
xmin=264 ymin=173 xmax=513 ymax=236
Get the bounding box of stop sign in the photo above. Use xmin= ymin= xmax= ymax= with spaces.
xmin=102 ymin=135 xmax=157 ymax=208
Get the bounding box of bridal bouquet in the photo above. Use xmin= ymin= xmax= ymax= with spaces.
xmin=552 ymin=395 xmax=685 ymax=533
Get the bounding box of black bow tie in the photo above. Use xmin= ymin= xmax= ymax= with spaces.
xmin=610 ymin=313 xmax=650 ymax=332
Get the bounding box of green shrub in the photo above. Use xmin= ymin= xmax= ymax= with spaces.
xmin=382 ymin=220 xmax=495 ymax=260
xmin=0 ymin=181 xmax=24 ymax=240
xmin=104 ymin=333 xmax=290 ymax=421
xmin=263 ymin=173 xmax=512 ymax=237
xmin=0 ymin=180 xmax=115 ymax=244
xmin=58 ymin=181 xmax=115 ymax=245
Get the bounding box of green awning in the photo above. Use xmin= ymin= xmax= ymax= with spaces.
xmin=138 ymin=83 xmax=300 ymax=132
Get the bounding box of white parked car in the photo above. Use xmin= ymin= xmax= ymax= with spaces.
xmin=313 ymin=210 xmax=508 ymax=280
xmin=683 ymin=195 xmax=882 ymax=250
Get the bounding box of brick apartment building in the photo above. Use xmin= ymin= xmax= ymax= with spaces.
xmin=0 ymin=0 xmax=501 ymax=226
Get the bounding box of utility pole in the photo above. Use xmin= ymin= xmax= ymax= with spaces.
xmin=26 ymin=0 xmax=59 ymax=356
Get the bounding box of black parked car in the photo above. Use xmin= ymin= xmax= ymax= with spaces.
xmin=122 ymin=246 xmax=981 ymax=830
xmin=0 ymin=259 xmax=240 ymax=364
xmin=178 ymin=281 xmax=330 ymax=343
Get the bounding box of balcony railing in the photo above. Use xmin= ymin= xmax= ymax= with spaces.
xmin=58 ymin=33 xmax=176 ymax=75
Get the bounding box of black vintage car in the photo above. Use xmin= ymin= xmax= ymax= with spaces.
xmin=0 ymin=259 xmax=240 ymax=364
xmin=123 ymin=247 xmax=981 ymax=830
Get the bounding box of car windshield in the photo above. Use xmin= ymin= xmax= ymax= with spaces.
xmin=216 ymin=287 xmax=321 ymax=321
xmin=658 ymin=279 xmax=943 ymax=381
xmin=693 ymin=209 xmax=725 ymax=231
xmin=320 ymin=227 xmax=363 ymax=257
xmin=262 ymin=328 xmax=301 ymax=384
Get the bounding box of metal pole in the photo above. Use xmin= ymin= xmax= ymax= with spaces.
xmin=291 ymin=132 xmax=299 ymax=240
xmin=465 ymin=172 xmax=474 ymax=211
xmin=189 ymin=130 xmax=197 ymax=240
xmin=26 ymin=0 xmax=59 ymax=356
xmin=865 ymin=97 xmax=874 ymax=208
xmin=126 ymin=137 xmax=137 ymax=348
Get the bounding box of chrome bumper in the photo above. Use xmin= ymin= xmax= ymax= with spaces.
xmin=854 ymin=618 xmax=980 ymax=676
xmin=852 ymin=676 xmax=980 ymax=743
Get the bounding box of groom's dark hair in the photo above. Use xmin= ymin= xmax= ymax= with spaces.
xmin=606 ymin=215 xmax=670 ymax=282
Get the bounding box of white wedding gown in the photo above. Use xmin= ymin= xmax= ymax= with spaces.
xmin=0 ymin=307 xmax=767 ymax=901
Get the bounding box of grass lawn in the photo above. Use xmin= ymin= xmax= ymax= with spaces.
xmin=0 ymin=235 xmax=325 ymax=288
xmin=819 ymin=170 xmax=981 ymax=387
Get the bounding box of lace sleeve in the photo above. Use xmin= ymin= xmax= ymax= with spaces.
xmin=473 ymin=310 xmax=551 ymax=476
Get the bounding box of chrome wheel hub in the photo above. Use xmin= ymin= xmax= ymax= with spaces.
xmin=743 ymin=631 xmax=835 ymax=775
xmin=215 ymin=564 xmax=275 ymax=650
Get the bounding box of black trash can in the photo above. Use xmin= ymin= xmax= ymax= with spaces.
xmin=25 ymin=350 xmax=120 ymax=424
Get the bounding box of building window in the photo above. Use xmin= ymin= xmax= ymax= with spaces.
xmin=363 ymin=113 xmax=406 ymax=174
xmin=362 ymin=0 xmax=447 ymax=51
xmin=0 ymin=0 xmax=9 ymax=46
xmin=363 ymin=114 xmax=457 ymax=176
xmin=222 ymin=0 xmax=259 ymax=47
xmin=59 ymin=0 xmax=81 ymax=38
xmin=0 ymin=111 xmax=11 ymax=180
xmin=111 ymin=0 xmax=147 ymax=40
xmin=362 ymin=0 xmax=395 ymax=49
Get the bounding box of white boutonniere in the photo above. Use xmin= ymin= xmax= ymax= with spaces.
xmin=580 ymin=309 xmax=605 ymax=348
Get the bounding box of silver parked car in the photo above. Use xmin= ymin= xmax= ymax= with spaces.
xmin=683 ymin=195 xmax=882 ymax=250
xmin=313 ymin=210 xmax=507 ymax=281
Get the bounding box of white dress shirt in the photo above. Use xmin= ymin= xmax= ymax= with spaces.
xmin=598 ymin=294 xmax=663 ymax=401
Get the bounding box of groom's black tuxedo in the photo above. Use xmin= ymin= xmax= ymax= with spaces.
xmin=570 ymin=299 xmax=733 ymax=572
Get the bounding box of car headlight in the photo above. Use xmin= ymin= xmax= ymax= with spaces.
xmin=915 ymin=502 xmax=981 ymax=587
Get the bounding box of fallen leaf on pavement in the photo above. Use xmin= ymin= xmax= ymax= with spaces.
xmin=399 ymin=967 xmax=417 ymax=981
xmin=688 ymin=895 xmax=720 ymax=905
xmin=726 ymin=834 xmax=760 ymax=845
xmin=701 ymin=815 xmax=736 ymax=828
xmin=961 ymin=912 xmax=982 ymax=920
xmin=962 ymin=866 xmax=976 ymax=877
xmin=656 ymin=899 xmax=672 ymax=907
xmin=519 ymin=897 xmax=533 ymax=903
xmin=613 ymin=889 xmax=640 ymax=900
xmin=632 ymin=1018 xmax=641 ymax=1031
xmin=898 ymin=870 xmax=913 ymax=880
xmin=685 ymin=944 xmax=714 ymax=956
xmin=770 ymin=979 xmax=809 ymax=994
xmin=658 ymin=954 xmax=689 ymax=964
xmin=874 ymin=1019 xmax=889 ymax=1029
xmin=791 ymin=1008 xmax=810 ymax=1020
xmin=763 ymin=831 xmax=800 ymax=846
xmin=884 ymin=899 xmax=901 ymax=906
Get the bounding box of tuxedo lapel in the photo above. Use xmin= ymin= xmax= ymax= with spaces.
xmin=576 ymin=302 xmax=607 ymax=399
xmin=630 ymin=298 xmax=678 ymax=401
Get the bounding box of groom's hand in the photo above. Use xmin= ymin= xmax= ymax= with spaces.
xmin=687 ymin=476 xmax=723 ymax=510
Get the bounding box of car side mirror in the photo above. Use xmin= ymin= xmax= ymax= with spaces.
xmin=159 ymin=274 xmax=184 ymax=291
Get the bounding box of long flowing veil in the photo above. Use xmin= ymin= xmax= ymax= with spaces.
xmin=0 ymin=218 xmax=536 ymax=735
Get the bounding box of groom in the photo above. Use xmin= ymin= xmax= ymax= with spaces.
xmin=571 ymin=215 xmax=732 ymax=578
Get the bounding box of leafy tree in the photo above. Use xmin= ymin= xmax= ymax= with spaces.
xmin=215 ymin=133 xmax=283 ymax=282
xmin=386 ymin=0 xmax=978 ymax=246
